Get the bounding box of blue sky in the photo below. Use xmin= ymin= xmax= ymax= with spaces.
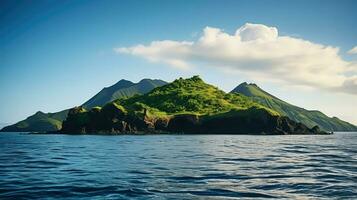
xmin=1 ymin=0 xmax=357 ymax=125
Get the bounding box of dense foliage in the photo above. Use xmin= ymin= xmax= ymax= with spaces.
xmin=114 ymin=76 xmax=278 ymax=118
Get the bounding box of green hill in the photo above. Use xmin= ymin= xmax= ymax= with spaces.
xmin=1 ymin=79 xmax=167 ymax=132
xmin=61 ymin=76 xmax=324 ymax=135
xmin=231 ymin=82 xmax=357 ymax=131
xmin=1 ymin=110 xmax=67 ymax=132
xmin=114 ymin=76 xmax=274 ymax=116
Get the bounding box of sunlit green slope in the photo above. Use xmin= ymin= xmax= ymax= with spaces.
xmin=231 ymin=82 xmax=357 ymax=131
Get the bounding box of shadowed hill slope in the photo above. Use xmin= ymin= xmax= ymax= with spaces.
xmin=82 ymin=79 xmax=167 ymax=109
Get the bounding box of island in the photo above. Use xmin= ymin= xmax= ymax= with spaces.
xmin=58 ymin=76 xmax=328 ymax=135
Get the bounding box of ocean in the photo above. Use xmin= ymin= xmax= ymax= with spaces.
xmin=0 ymin=132 xmax=356 ymax=199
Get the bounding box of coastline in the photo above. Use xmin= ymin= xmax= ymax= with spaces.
xmin=28 ymin=130 xmax=333 ymax=135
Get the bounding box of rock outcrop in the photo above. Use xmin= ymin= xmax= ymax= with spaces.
xmin=60 ymin=105 xmax=327 ymax=135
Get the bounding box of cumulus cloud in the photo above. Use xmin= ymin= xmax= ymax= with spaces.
xmin=348 ymin=46 xmax=357 ymax=54
xmin=116 ymin=40 xmax=193 ymax=70
xmin=115 ymin=23 xmax=357 ymax=94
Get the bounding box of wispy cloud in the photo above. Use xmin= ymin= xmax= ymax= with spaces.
xmin=115 ymin=23 xmax=357 ymax=95
xmin=348 ymin=46 xmax=357 ymax=54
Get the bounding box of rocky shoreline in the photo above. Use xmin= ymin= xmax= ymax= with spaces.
xmin=57 ymin=106 xmax=329 ymax=135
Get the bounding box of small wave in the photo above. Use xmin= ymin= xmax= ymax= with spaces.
xmin=168 ymin=173 xmax=250 ymax=183
xmin=152 ymin=188 xmax=276 ymax=198
xmin=216 ymin=157 xmax=257 ymax=162
xmin=192 ymin=188 xmax=276 ymax=198
xmin=1 ymin=133 xmax=356 ymax=199
xmin=127 ymin=170 xmax=152 ymax=175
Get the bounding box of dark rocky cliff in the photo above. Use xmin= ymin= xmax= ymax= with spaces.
xmin=60 ymin=105 xmax=327 ymax=135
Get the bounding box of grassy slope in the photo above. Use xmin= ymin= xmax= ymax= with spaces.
xmin=1 ymin=111 xmax=65 ymax=132
xmin=231 ymin=83 xmax=357 ymax=131
xmin=113 ymin=76 xmax=279 ymax=119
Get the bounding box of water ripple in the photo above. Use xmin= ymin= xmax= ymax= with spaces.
xmin=0 ymin=132 xmax=356 ymax=199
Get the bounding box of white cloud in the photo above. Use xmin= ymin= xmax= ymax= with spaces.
xmin=236 ymin=23 xmax=278 ymax=41
xmin=115 ymin=40 xmax=193 ymax=70
xmin=115 ymin=23 xmax=357 ymax=94
xmin=348 ymin=46 xmax=357 ymax=54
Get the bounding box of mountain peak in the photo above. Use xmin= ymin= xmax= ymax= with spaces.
xmin=189 ymin=75 xmax=203 ymax=82
xmin=35 ymin=111 xmax=45 ymax=115
xmin=138 ymin=78 xmax=152 ymax=83
xmin=231 ymin=82 xmax=282 ymax=103
xmin=106 ymin=79 xmax=134 ymax=89
xmin=236 ymin=82 xmax=259 ymax=88
xmin=249 ymin=83 xmax=258 ymax=87
xmin=117 ymin=79 xmax=132 ymax=83
xmin=175 ymin=75 xmax=203 ymax=84
xmin=232 ymin=82 xmax=260 ymax=94
xmin=238 ymin=82 xmax=248 ymax=86
xmin=138 ymin=78 xmax=160 ymax=84
xmin=32 ymin=111 xmax=47 ymax=118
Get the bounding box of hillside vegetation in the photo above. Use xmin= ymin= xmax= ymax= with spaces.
xmin=114 ymin=76 xmax=278 ymax=117
xmin=231 ymin=82 xmax=357 ymax=131
xmin=61 ymin=76 xmax=324 ymax=135
xmin=1 ymin=110 xmax=67 ymax=132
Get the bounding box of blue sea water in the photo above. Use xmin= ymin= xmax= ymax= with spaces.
xmin=0 ymin=132 xmax=356 ymax=199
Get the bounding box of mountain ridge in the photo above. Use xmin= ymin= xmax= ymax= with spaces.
xmin=231 ymin=82 xmax=357 ymax=131
xmin=82 ymin=79 xmax=167 ymax=109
